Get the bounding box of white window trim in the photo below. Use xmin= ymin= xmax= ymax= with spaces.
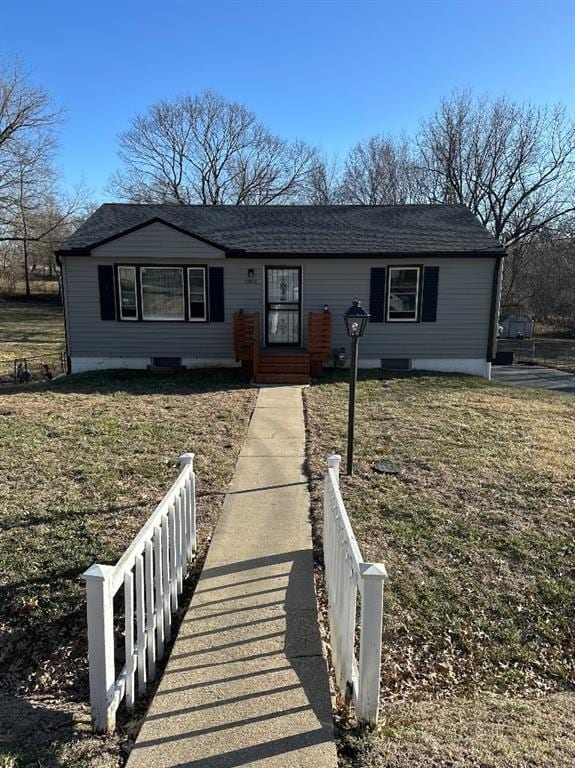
xmin=140 ymin=266 xmax=185 ymax=321
xmin=386 ymin=266 xmax=420 ymax=323
xmin=188 ymin=267 xmax=207 ymax=322
xmin=118 ymin=266 xmax=138 ymax=321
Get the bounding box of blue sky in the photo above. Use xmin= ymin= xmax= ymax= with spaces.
xmin=2 ymin=0 xmax=574 ymax=200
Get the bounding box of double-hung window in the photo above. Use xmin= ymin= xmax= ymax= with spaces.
xmin=118 ymin=266 xmax=138 ymax=320
xmin=387 ymin=267 xmax=420 ymax=322
xmin=188 ymin=268 xmax=207 ymax=321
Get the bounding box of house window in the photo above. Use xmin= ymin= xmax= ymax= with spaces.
xmin=387 ymin=267 xmax=420 ymax=322
xmin=118 ymin=266 xmax=137 ymax=319
xmin=141 ymin=267 xmax=185 ymax=321
xmin=115 ymin=265 xmax=209 ymax=322
xmin=188 ymin=267 xmax=207 ymax=321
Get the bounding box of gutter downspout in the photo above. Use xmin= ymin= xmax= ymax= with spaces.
xmin=486 ymin=254 xmax=505 ymax=366
xmin=54 ymin=250 xmax=71 ymax=375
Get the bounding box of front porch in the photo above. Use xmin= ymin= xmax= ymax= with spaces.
xmin=233 ymin=310 xmax=332 ymax=384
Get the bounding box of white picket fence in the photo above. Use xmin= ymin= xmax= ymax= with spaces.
xmin=323 ymin=454 xmax=387 ymax=725
xmin=82 ymin=453 xmax=197 ymax=733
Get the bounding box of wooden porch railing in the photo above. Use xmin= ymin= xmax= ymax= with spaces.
xmin=233 ymin=310 xmax=260 ymax=380
xmin=234 ymin=309 xmax=331 ymax=379
xmin=308 ymin=310 xmax=332 ymax=376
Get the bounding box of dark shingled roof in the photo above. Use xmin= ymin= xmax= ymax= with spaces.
xmin=57 ymin=203 xmax=504 ymax=257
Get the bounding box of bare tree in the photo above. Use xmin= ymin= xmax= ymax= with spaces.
xmin=338 ymin=135 xmax=418 ymax=205
xmin=531 ymin=227 xmax=575 ymax=323
xmin=416 ymin=90 xmax=575 ymax=246
xmin=301 ymin=153 xmax=342 ymax=204
xmin=499 ymin=242 xmax=535 ymax=310
xmin=109 ymin=90 xmax=317 ymax=205
xmin=0 ymin=58 xmax=92 ymax=295
xmin=501 ymin=221 xmax=575 ymax=321
xmin=0 ymin=58 xmax=61 ymax=234
xmin=7 ymin=149 xmax=91 ymax=294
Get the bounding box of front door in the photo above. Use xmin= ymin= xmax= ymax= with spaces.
xmin=265 ymin=266 xmax=302 ymax=346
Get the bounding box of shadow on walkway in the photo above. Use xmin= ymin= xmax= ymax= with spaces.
xmin=128 ymin=549 xmax=334 ymax=767
xmin=127 ymin=384 xmax=336 ymax=768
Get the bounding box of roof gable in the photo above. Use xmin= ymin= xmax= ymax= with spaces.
xmin=70 ymin=216 xmax=226 ymax=255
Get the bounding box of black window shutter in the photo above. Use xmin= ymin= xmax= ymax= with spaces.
xmin=421 ymin=266 xmax=439 ymax=322
xmin=209 ymin=267 xmax=225 ymax=322
xmin=369 ymin=267 xmax=386 ymax=323
xmin=98 ymin=265 xmax=116 ymax=321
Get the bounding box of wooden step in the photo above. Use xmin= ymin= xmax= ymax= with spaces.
xmin=256 ymin=350 xmax=311 ymax=383
xmin=258 ymin=362 xmax=310 ymax=373
xmin=258 ymin=355 xmax=310 ymax=365
xmin=254 ymin=372 xmax=310 ymax=384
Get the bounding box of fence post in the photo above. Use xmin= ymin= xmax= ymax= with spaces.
xmin=180 ymin=453 xmax=196 ymax=555
xmin=82 ymin=563 xmax=116 ymax=733
xmin=357 ymin=562 xmax=387 ymax=726
xmin=179 ymin=452 xmax=195 ymax=470
xmin=324 ymin=454 xmax=341 ymax=598
xmin=327 ymin=453 xmax=341 ymax=487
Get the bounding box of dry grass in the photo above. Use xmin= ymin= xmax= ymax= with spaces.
xmin=0 ymin=275 xmax=60 ymax=299
xmin=0 ymin=369 xmax=257 ymax=766
xmin=0 ymin=300 xmax=65 ymax=366
xmin=338 ymin=693 xmax=575 ymax=767
xmin=304 ymin=370 xmax=575 ymax=767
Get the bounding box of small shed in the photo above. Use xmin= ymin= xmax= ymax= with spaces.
xmin=499 ymin=314 xmax=534 ymax=338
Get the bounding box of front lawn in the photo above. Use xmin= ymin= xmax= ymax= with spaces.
xmin=0 ymin=369 xmax=257 ymax=766
xmin=0 ymin=300 xmax=65 ymax=385
xmin=304 ymin=371 xmax=575 ymax=767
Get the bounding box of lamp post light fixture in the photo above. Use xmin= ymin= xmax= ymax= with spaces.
xmin=343 ymin=298 xmax=370 ymax=475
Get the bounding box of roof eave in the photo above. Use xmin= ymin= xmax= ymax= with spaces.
xmin=56 ymin=216 xmax=228 ymax=256
xmin=225 ymin=249 xmax=505 ymax=259
xmin=55 ymin=247 xmax=91 ymax=258
xmin=55 ymin=247 xmax=504 ymax=259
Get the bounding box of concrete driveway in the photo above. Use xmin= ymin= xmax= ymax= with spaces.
xmin=492 ymin=365 xmax=575 ymax=394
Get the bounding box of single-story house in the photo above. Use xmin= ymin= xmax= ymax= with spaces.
xmin=55 ymin=204 xmax=505 ymax=383
xmin=499 ymin=314 xmax=534 ymax=339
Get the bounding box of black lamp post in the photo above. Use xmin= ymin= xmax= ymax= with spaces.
xmin=343 ymin=298 xmax=370 ymax=475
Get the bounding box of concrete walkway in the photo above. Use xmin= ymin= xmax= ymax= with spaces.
xmin=492 ymin=364 xmax=575 ymax=394
xmin=127 ymin=386 xmax=336 ymax=768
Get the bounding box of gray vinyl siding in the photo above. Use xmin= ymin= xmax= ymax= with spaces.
xmin=301 ymin=259 xmax=493 ymax=358
xmin=94 ymin=221 xmax=225 ymax=260
xmin=63 ymin=224 xmax=495 ymax=361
